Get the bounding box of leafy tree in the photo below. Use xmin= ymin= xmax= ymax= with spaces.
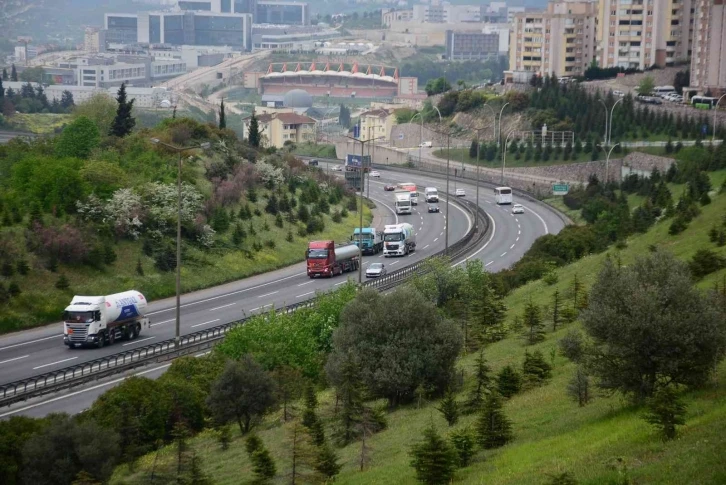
xmin=245 ymin=434 xmax=277 ymax=482
xmin=582 ymin=252 xmax=726 ymax=401
xmin=476 ymin=392 xmax=513 ymax=449
xmin=326 ymin=287 xmax=463 ymax=406
xmin=449 ymin=426 xmax=476 ymax=468
xmin=522 ymin=349 xmax=552 ymax=388
xmin=207 ymin=356 xmax=277 ymax=433
xmin=559 ymin=329 xmax=586 ymax=363
xmin=437 ymin=388 xmax=460 ymax=426
xmin=424 ymin=77 xmax=452 ymax=96
xmin=567 ymin=366 xmax=592 ymax=407
xmin=60 ymin=90 xmax=74 ymax=110
xmin=248 ymin=112 xmax=261 ymax=147
xmin=0 ymin=416 xmax=47 ymax=485
xmin=218 ymin=98 xmax=226 ymax=129
xmin=109 ymin=83 xmax=135 ymax=137
xmin=638 ymin=76 xmax=655 ymax=96
xmin=409 ymin=423 xmax=458 ymax=485
xmin=56 ymin=116 xmax=100 ymax=159
xmin=466 ymin=349 xmax=491 ymax=413
xmin=72 ymin=93 xmax=117 ymax=135
xmin=522 ymin=298 xmax=545 ymax=345
xmin=21 ymin=415 xmax=121 ymax=485
xmin=496 ymin=365 xmax=522 ymax=399
xmin=643 ymin=386 xmax=687 ymax=440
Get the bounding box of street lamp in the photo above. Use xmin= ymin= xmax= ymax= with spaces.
xmin=713 ymin=94 xmax=726 ymax=144
xmin=599 ymin=99 xmax=609 ymax=144
xmin=597 ymin=143 xmax=620 ymax=183
xmin=471 ymin=126 xmax=490 ymax=231
xmin=343 ymin=133 xmax=385 ymax=284
xmin=410 ymin=111 xmax=424 ymax=164
xmin=501 ymin=130 xmax=517 ymax=185
xmin=608 ymin=97 xmax=623 ymax=146
xmin=149 ymin=138 xmax=210 ymax=348
xmin=497 ymin=102 xmax=510 ymax=147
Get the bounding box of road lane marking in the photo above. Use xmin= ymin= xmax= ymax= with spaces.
xmin=516 ymin=237 xmax=520 ymax=242
xmin=153 ymin=319 xmax=175 ymax=326
xmin=122 ymin=337 xmax=154 ymax=346
xmin=485 ymin=261 xmax=494 ymax=267
xmin=454 ymin=212 xmax=496 ymax=267
xmin=515 ymin=218 xmax=519 ymax=223
xmin=434 ymin=238 xmax=438 ymax=242
xmin=0 ymin=355 xmax=30 ymax=365
xmin=209 ymin=303 xmax=236 ymax=311
xmin=258 ymin=291 xmax=279 ymax=298
xmin=0 ymin=335 xmax=61 ymax=352
xmin=518 ymin=230 xmax=521 ymax=235
xmin=33 ymin=357 xmax=78 ymax=370
xmin=297 ymin=281 xmax=314 ymax=287
xmin=510 ymin=244 xmax=515 ymax=249
xmin=296 ymin=292 xmax=314 ymax=298
xmin=390 ymin=261 xmax=400 ymax=265
xmin=520 ymin=204 xmax=549 ymax=234
xmin=500 ymin=252 xmax=507 ymax=257
xmin=423 ymin=245 xmax=430 ymax=249
xmin=191 ymin=319 xmax=220 ymax=328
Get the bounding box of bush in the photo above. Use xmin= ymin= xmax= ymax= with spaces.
xmin=7 ymin=282 xmax=21 ymax=297
xmin=689 ymin=248 xmax=726 ymax=279
xmin=331 ymin=210 xmax=342 ymax=223
xmin=559 ymin=329 xmax=586 ymax=363
xmin=55 ymin=274 xmax=70 ymax=290
xmin=668 ymin=216 xmax=688 ymax=235
xmin=264 ymin=239 xmax=276 ymax=250
xmin=496 ymin=365 xmax=522 ymax=399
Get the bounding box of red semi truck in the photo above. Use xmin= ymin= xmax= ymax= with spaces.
xmin=306 ymin=240 xmax=360 ymax=277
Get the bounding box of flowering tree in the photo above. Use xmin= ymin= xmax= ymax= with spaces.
xmin=142 ymin=182 xmax=204 ymax=233
xmin=256 ymin=160 xmax=285 ymax=188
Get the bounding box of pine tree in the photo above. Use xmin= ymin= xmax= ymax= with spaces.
xmin=522 ymin=349 xmax=553 ymax=388
xmin=496 ymin=365 xmax=522 ymax=399
xmin=183 ymin=452 xmax=213 ymax=485
xmin=643 ymin=386 xmax=687 ymax=440
xmin=522 ymin=298 xmax=545 ymax=345
xmin=333 ymin=353 xmax=365 ymax=446
xmin=216 ymin=424 xmax=232 ymax=450
xmin=465 ymin=349 xmax=491 ymax=413
xmin=55 ymin=273 xmax=70 ymax=290
xmin=551 ymin=289 xmax=562 ymax=331
xmin=476 ymin=392 xmax=513 ymax=449
xmin=566 ymin=366 xmax=591 ymax=407
xmin=301 ymin=384 xmax=326 ymax=447
xmin=437 ymin=388 xmax=459 ymax=426
xmin=1 ymin=67 xmax=7 ymax=80
xmin=246 ymin=434 xmax=277 ymax=482
xmin=248 ymin=112 xmax=261 ymax=147
xmin=109 ymin=83 xmax=136 ymax=137
xmin=571 ymin=273 xmax=582 ymax=312
xmin=409 ymin=423 xmax=458 ymax=485
xmin=449 ymin=426 xmax=476 ymax=468
xmin=11 ymin=64 xmax=18 ymax=82
xmin=315 ymin=443 xmax=342 ymax=481
xmin=219 ymin=98 xmax=226 ymax=129
xmin=287 ymin=422 xmax=315 ymax=485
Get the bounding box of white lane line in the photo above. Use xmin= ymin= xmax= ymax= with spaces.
xmin=515 ymin=218 xmax=519 ymax=223
xmin=258 ymin=291 xmax=279 ymax=298
xmin=33 ymin=357 xmax=78 ymax=370
xmin=0 ymin=355 xmax=30 ymax=365
xmin=485 ymin=261 xmax=494 ymax=267
xmin=440 ymin=232 xmax=444 ymax=236
xmin=510 ymin=244 xmax=515 ymax=249
xmin=518 ymin=230 xmax=521 ymax=235
xmin=500 ymin=252 xmax=507 ymax=257
xmin=423 ymin=245 xmax=430 ymax=249
xmin=434 ymin=238 xmax=438 ymax=242
xmin=520 ymin=204 xmax=550 ymax=234
xmin=296 ymin=291 xmax=314 ymax=298
xmin=153 ymin=318 xmax=175 ymax=326
xmin=191 ymin=319 xmax=220 ymax=328
xmin=0 ymin=363 xmax=174 ymax=418
xmin=297 ymin=281 xmax=314 ymax=287
xmin=122 ymin=336 xmax=155 ymax=346
xmin=209 ymin=303 xmax=236 ymax=311
xmin=454 ymin=212 xmax=496 ymax=267
xmin=516 ymin=237 xmax=520 ymax=242
xmin=390 ymin=261 xmax=400 ymax=266
xmin=368 ymin=195 xmax=399 ymax=225
xmin=0 ymin=334 xmax=61 ymax=352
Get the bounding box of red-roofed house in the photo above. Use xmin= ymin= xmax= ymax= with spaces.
xmin=243 ymin=111 xmax=317 ymax=148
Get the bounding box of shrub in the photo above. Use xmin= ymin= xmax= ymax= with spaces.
xmin=559 ymin=329 xmax=586 ymax=363
xmin=496 ymin=365 xmax=522 ymax=399
xmin=689 ymin=248 xmax=726 ymax=279
xmin=643 ymin=386 xmax=687 ymax=440
xmin=16 ymin=259 xmax=30 ymax=275
xmin=264 ymin=239 xmax=276 ymax=249
xmin=331 ymin=210 xmax=342 ymax=223
xmin=7 ymin=282 xmax=21 ymax=297
xmin=55 ymin=274 xmax=70 ymax=290
xmin=449 ymin=427 xmax=476 ymax=468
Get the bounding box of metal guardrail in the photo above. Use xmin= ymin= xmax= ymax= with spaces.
xmin=0 ymin=196 xmax=489 ymax=408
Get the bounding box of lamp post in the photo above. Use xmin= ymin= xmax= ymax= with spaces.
xmin=501 ymin=130 xmax=517 ymax=185
xmin=598 ymin=143 xmax=620 ymax=183
xmin=471 ymin=126 xmax=489 ymax=231
xmin=713 ymin=94 xmax=726 ymax=144
xmin=410 ymin=111 xmax=423 ymax=164
xmin=497 ymin=102 xmax=510 ymax=147
xmin=344 ymin=133 xmax=385 ymax=283
xmin=149 ymin=138 xmax=210 ymax=348
xmin=445 ymin=129 xmax=450 ymax=255
xmin=599 ymin=99 xmax=609 ymax=144
xmin=608 ymin=98 xmax=623 ymax=146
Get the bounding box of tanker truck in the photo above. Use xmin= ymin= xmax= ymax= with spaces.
xmin=63 ymin=290 xmax=150 ymax=349
xmin=383 ymin=223 xmax=416 ymax=257
xmin=306 ymin=240 xmax=360 ymax=277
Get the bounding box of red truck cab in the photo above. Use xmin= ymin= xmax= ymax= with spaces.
xmin=306 ymin=240 xmax=359 ymax=278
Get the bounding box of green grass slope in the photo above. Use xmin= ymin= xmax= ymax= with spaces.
xmin=111 ymin=174 xmax=726 ymax=485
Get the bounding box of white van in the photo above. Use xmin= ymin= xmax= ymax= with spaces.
xmin=424 ymin=187 xmax=439 ymax=202
xmin=419 ymin=141 xmax=433 ymax=148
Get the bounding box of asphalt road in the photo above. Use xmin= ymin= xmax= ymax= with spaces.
xmin=0 ymin=164 xmax=566 ymax=418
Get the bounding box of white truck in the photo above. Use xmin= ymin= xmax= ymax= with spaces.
xmin=394 ymin=190 xmax=413 ymax=215
xmin=63 ymin=290 xmax=150 ymax=348
xmin=425 ymin=187 xmax=439 ymax=202
xmin=383 ymin=223 xmax=416 ymax=257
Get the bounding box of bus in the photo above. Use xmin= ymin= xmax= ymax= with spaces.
xmin=691 ymin=96 xmax=718 ymax=109
xmin=396 ymin=183 xmax=419 ymax=205
xmin=494 ymin=186 xmax=513 ymax=205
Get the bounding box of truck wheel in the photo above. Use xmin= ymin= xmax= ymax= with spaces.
xmin=96 ymin=333 xmax=105 ymax=349
xmin=130 ymin=325 xmax=139 ymax=340
xmin=108 ymin=330 xmax=116 ymax=346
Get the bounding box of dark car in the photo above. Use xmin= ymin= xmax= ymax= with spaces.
xmin=384 ymin=185 xmax=395 ymax=191
xmin=308 ymin=159 xmax=319 ymax=166
xmin=428 ymin=204 xmax=440 ymax=213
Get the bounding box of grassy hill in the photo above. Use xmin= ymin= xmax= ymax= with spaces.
xmin=110 ymin=171 xmax=726 ymax=484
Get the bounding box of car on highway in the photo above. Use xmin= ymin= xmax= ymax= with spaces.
xmin=455 ymin=188 xmax=466 ymax=197
xmin=384 ymin=184 xmax=395 ymax=191
xmin=331 ymin=164 xmax=343 ymax=171
xmin=370 ymin=170 xmax=381 ymax=178
xmin=512 ymin=204 xmax=525 ymax=214
xmin=428 ymin=204 xmax=440 ymax=213
xmin=366 ymin=263 xmax=387 ymax=278
xmin=308 ymin=159 xmax=319 ymax=166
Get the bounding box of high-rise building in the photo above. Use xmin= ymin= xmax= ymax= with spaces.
xmin=177 ymin=0 xmax=308 ymax=25
xmin=509 ymin=0 xmax=598 ymax=78
xmin=446 ymin=30 xmax=500 ymax=61
xmin=596 ymin=0 xmax=693 ymax=70
xmin=689 ymin=0 xmax=726 ymax=96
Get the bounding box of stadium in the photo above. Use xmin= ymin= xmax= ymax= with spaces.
xmin=259 ymin=61 xmax=405 ymax=100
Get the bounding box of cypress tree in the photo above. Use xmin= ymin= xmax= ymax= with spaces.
xmin=109 ymin=83 xmax=136 ymax=137
xmin=409 ymin=423 xmax=458 ymax=485
xmin=219 ymin=98 xmax=226 ymax=129
xmin=11 ymin=63 xmax=18 ymax=81
xmin=248 ymin=112 xmax=261 ymax=147
xmin=476 ymin=392 xmax=513 ymax=449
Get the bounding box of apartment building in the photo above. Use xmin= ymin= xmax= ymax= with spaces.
xmin=359 ymin=108 xmax=397 ymax=143
xmin=446 ymin=30 xmax=500 ymax=61
xmin=597 ymin=0 xmax=693 ymax=69
xmin=689 ymin=0 xmax=726 ymax=96
xmin=509 ymin=0 xmax=598 ymax=78
xmin=242 ymin=112 xmax=316 ymax=148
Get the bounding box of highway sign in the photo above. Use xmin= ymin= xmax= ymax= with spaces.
xmin=552 ymin=184 xmax=569 ymax=195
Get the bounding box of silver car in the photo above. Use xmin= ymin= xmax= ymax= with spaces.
xmin=366 ymin=263 xmax=387 ymax=278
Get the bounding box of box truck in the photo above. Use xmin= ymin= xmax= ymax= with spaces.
xmin=394 ymin=190 xmax=413 ymax=215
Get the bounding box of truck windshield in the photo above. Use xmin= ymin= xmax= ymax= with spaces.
xmin=384 ymin=233 xmax=402 ymax=242
xmin=355 ymin=234 xmax=373 ymax=240
xmin=65 ymin=311 xmax=94 ymax=323
xmin=307 ymin=249 xmax=329 ymax=259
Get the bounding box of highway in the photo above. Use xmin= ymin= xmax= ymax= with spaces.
xmin=0 ymin=164 xmax=566 ymax=418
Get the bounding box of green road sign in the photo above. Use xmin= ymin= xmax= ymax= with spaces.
xmin=552 ymin=184 xmax=569 ymax=195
